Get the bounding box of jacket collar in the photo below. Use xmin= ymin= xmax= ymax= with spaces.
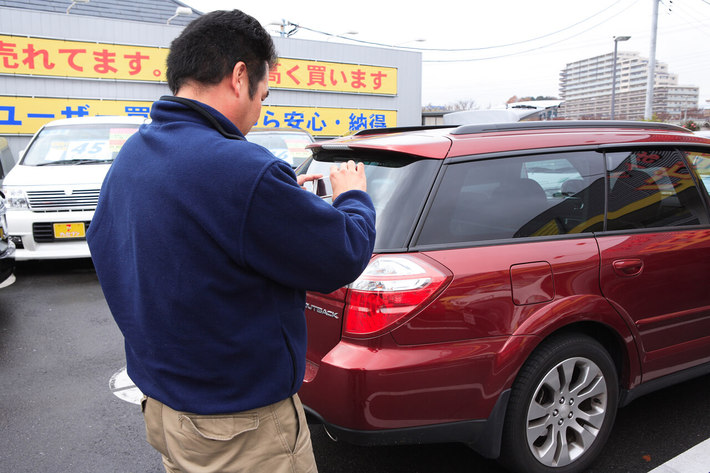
xmin=153 ymin=96 xmax=246 ymax=140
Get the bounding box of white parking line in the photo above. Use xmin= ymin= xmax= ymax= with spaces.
xmin=648 ymin=438 xmax=710 ymax=473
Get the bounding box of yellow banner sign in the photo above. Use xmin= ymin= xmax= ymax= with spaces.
xmin=0 ymin=34 xmax=168 ymax=82
xmin=270 ymin=58 xmax=397 ymax=95
xmin=256 ymin=105 xmax=396 ymax=136
xmin=0 ymin=96 xmax=152 ymax=134
xmin=0 ymin=35 xmax=398 ymax=95
xmin=0 ymin=96 xmax=396 ymax=137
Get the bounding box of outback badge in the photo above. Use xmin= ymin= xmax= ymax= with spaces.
xmin=305 ymin=302 xmax=339 ymax=319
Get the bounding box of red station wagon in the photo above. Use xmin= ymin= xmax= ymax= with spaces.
xmin=297 ymin=121 xmax=710 ymax=473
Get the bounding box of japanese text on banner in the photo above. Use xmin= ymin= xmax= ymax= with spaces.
xmin=0 ymin=34 xmax=168 ymax=82
xmin=0 ymin=35 xmax=398 ymax=95
xmin=269 ymin=58 xmax=397 ymax=95
xmin=0 ymin=96 xmax=397 ymax=137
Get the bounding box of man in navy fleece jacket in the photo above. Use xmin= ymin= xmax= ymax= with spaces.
xmin=87 ymin=10 xmax=375 ymax=473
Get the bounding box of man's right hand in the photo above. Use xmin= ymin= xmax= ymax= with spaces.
xmin=330 ymin=160 xmax=367 ymax=201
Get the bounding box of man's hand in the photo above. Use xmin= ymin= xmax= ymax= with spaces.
xmin=297 ymin=173 xmax=323 ymax=188
xmin=330 ymin=160 xmax=366 ymax=201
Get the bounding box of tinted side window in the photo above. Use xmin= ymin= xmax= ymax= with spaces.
xmin=606 ymin=149 xmax=708 ymax=230
xmin=417 ymin=151 xmax=606 ymax=245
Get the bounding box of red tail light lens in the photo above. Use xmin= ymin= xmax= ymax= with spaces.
xmin=343 ymin=255 xmax=449 ymax=337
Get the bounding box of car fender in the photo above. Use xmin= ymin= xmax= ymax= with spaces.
xmin=501 ymin=294 xmax=643 ymax=390
xmin=472 ymin=294 xmax=643 ymax=459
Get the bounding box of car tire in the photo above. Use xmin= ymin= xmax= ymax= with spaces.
xmin=500 ymin=334 xmax=618 ymax=473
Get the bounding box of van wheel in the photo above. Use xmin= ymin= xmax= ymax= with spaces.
xmin=500 ymin=334 xmax=618 ymax=473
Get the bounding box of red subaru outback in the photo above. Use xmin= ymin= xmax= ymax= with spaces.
xmin=297 ymin=121 xmax=710 ymax=473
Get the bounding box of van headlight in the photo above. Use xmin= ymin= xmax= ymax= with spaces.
xmin=2 ymin=188 xmax=29 ymax=209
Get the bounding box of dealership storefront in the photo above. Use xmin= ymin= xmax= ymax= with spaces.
xmin=0 ymin=2 xmax=421 ymax=161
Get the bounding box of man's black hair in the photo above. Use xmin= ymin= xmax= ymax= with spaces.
xmin=166 ymin=10 xmax=277 ymax=98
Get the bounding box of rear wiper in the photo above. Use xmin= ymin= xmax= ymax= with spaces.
xmin=35 ymin=159 xmax=114 ymax=166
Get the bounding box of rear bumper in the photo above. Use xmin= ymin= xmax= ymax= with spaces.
xmin=304 ymin=389 xmax=510 ymax=458
xmin=300 ymin=336 xmax=535 ymax=457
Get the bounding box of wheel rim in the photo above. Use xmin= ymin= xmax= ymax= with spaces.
xmin=525 ymin=356 xmax=609 ymax=468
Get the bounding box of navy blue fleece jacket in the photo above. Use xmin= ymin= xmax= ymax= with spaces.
xmin=87 ymin=98 xmax=376 ymax=414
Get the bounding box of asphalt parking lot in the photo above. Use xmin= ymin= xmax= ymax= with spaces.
xmin=1 ymin=259 xmax=709 ymax=473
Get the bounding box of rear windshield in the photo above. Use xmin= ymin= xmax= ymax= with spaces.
xmin=22 ymin=124 xmax=140 ymax=166
xmin=298 ymin=153 xmax=440 ymax=251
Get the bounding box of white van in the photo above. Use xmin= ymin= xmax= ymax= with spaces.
xmin=2 ymin=116 xmax=146 ymax=260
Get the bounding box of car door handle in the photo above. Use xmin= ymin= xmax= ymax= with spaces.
xmin=612 ymin=259 xmax=644 ymax=277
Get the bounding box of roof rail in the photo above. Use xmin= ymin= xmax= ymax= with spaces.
xmin=450 ymin=120 xmax=690 ymax=135
xmin=354 ymin=125 xmax=453 ymax=136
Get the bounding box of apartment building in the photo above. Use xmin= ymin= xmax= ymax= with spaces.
xmin=559 ymin=51 xmax=698 ymax=120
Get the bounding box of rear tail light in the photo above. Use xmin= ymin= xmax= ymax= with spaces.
xmin=343 ymin=255 xmax=449 ymax=337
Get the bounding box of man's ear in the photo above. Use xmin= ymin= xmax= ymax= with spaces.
xmin=231 ymin=61 xmax=248 ymax=97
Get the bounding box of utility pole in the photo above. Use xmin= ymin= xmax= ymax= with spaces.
xmin=644 ymin=0 xmax=659 ymax=120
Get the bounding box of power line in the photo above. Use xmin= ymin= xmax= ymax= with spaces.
xmin=422 ymin=0 xmax=639 ymax=63
xmin=667 ymin=0 xmax=710 ymax=38
xmin=288 ymin=0 xmax=624 ymax=52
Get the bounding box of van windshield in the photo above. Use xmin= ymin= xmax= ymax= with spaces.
xmin=246 ymin=131 xmax=314 ymax=169
xmin=22 ymin=124 xmax=140 ymax=166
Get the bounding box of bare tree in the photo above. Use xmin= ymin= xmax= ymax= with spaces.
xmin=449 ymin=99 xmax=478 ymax=111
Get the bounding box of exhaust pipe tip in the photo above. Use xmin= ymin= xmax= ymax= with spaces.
xmin=323 ymin=426 xmax=339 ymax=442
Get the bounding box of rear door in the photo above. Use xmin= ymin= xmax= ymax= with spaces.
xmin=597 ymin=148 xmax=710 ymax=381
xmin=411 ymin=150 xmax=607 ymax=343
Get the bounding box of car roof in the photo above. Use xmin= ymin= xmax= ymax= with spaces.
xmin=314 ymin=121 xmax=710 ymax=159
xmin=41 ymin=115 xmax=148 ymax=128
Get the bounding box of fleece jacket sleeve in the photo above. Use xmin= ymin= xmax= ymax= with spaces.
xmin=241 ymin=160 xmax=376 ymax=294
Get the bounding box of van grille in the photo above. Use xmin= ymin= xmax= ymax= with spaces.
xmin=27 ymin=189 xmax=100 ymax=211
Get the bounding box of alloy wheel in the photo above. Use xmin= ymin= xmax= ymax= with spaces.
xmin=525 ymin=356 xmax=609 ymax=467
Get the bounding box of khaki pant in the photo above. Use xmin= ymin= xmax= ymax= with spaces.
xmin=142 ymin=395 xmax=318 ymax=473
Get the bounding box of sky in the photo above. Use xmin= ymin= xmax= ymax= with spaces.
xmin=181 ymin=0 xmax=710 ymax=109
